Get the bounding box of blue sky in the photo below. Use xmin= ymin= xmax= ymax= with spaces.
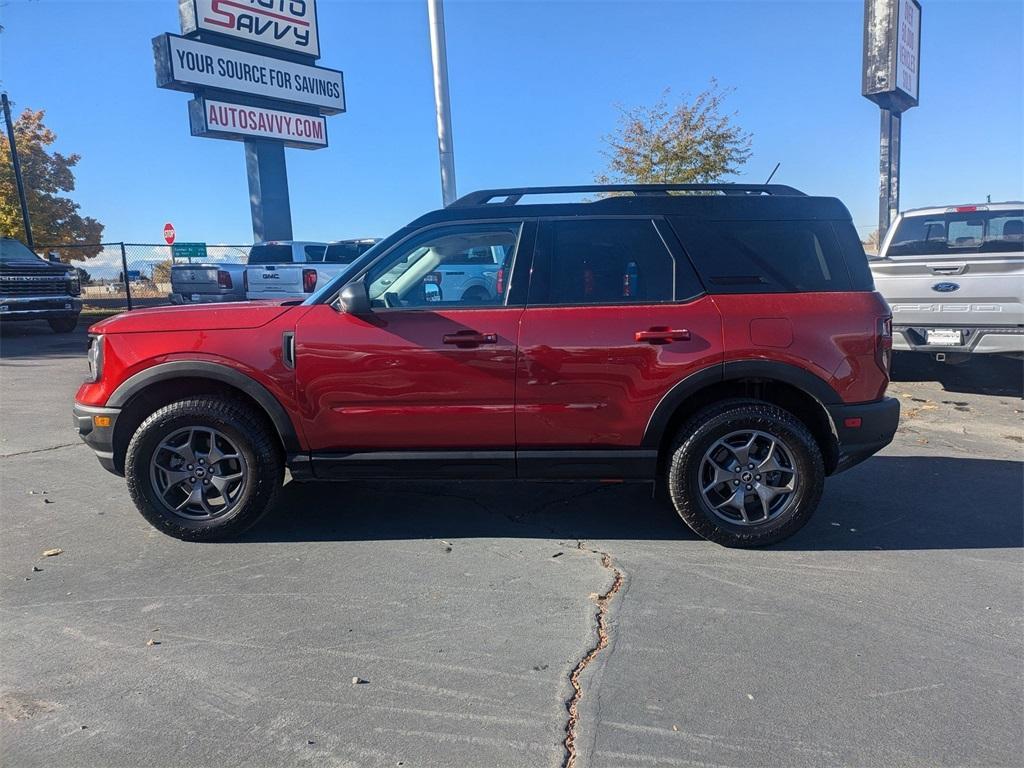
xmin=2 ymin=0 xmax=1022 ymax=247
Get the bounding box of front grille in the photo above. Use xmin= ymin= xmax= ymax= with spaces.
xmin=0 ymin=280 xmax=68 ymax=296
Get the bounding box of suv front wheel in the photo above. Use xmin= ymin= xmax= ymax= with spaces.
xmin=667 ymin=399 xmax=824 ymax=548
xmin=124 ymin=397 xmax=283 ymax=541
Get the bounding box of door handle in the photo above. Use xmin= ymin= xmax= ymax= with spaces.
xmin=635 ymin=327 xmax=691 ymax=344
xmin=443 ymin=330 xmax=498 ymax=348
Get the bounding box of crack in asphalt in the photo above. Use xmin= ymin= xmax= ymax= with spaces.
xmin=0 ymin=442 xmax=80 ymax=459
xmin=562 ymin=542 xmax=624 ymax=768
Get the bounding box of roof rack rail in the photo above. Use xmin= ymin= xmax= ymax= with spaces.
xmin=449 ymin=183 xmax=807 ymax=207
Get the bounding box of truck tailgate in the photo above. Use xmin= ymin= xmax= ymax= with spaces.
xmin=246 ymin=264 xmax=306 ymax=297
xmin=171 ymin=265 xmax=221 ymax=294
xmin=871 ymin=254 xmax=1024 ymax=327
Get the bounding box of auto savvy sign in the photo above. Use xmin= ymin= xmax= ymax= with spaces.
xmin=179 ymin=0 xmax=321 ymax=58
xmin=189 ymin=97 xmax=327 ymax=148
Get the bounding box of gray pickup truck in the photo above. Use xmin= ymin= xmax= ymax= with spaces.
xmin=169 ymin=263 xmax=248 ymax=305
xmin=0 ymin=238 xmax=82 ymax=333
xmin=871 ymin=202 xmax=1024 ymax=363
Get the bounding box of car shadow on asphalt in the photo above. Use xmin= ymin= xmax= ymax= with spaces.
xmin=240 ymin=455 xmax=1023 ymax=551
xmin=891 ymin=352 xmax=1023 ymax=398
xmin=0 ymin=322 xmax=90 ymax=359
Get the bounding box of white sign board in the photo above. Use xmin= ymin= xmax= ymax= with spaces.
xmin=155 ymin=34 xmax=344 ymax=114
xmin=190 ymin=98 xmax=327 ymax=148
xmin=895 ymin=0 xmax=920 ymax=101
xmin=179 ymin=0 xmax=320 ymax=58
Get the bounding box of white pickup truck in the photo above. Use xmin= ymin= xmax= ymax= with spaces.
xmin=244 ymin=240 xmax=373 ymax=301
xmin=871 ymin=202 xmax=1024 ymax=363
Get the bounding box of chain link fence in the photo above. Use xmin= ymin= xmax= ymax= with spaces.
xmin=38 ymin=242 xmax=251 ymax=311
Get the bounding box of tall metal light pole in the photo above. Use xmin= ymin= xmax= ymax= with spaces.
xmin=2 ymin=93 xmax=35 ymax=249
xmin=427 ymin=0 xmax=457 ymax=206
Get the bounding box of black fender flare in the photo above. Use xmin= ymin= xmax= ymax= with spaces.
xmin=640 ymin=359 xmax=841 ymax=449
xmin=107 ymin=361 xmax=302 ymax=453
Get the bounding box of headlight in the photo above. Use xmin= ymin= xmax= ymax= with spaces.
xmin=68 ymin=272 xmax=82 ymax=296
xmin=86 ymin=335 xmax=104 ymax=383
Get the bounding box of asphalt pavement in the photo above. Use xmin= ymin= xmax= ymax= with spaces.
xmin=1 ymin=319 xmax=1021 ymax=768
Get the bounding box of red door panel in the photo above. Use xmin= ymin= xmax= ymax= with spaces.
xmin=295 ymin=304 xmax=522 ymax=451
xmin=515 ymin=298 xmax=724 ymax=448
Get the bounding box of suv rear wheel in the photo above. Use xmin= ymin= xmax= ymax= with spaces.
xmin=124 ymin=397 xmax=283 ymax=541
xmin=666 ymin=399 xmax=824 ymax=548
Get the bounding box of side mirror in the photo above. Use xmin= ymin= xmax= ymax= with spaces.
xmin=338 ymin=279 xmax=372 ymax=315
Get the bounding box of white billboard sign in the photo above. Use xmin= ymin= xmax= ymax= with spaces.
xmin=154 ymin=34 xmax=344 ymax=114
xmin=189 ymin=97 xmax=327 ymax=148
xmin=895 ymin=0 xmax=920 ymax=101
xmin=179 ymin=0 xmax=320 ymax=58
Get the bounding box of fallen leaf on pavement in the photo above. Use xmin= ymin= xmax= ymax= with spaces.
xmin=42 ymin=548 xmax=63 ymax=557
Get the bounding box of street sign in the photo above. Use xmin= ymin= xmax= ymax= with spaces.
xmin=179 ymin=0 xmax=321 ymax=59
xmin=163 ymin=223 xmax=176 ymax=245
xmin=863 ymin=0 xmax=922 ymax=112
xmin=171 ymin=242 xmax=208 ymax=260
xmin=189 ymin=98 xmax=327 ymax=149
xmin=153 ymin=34 xmax=345 ymax=115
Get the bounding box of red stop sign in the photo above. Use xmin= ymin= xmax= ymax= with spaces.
xmin=163 ymin=223 xmax=176 ymax=245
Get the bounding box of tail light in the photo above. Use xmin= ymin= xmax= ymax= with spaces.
xmin=302 ymin=269 xmax=318 ymax=293
xmin=217 ymin=270 xmax=233 ymax=289
xmin=243 ymin=270 xmax=249 ymax=293
xmin=495 ymin=266 xmax=505 ymax=296
xmin=876 ymin=316 xmax=893 ymax=375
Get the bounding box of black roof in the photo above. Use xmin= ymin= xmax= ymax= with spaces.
xmin=407 ymin=184 xmax=853 ymax=228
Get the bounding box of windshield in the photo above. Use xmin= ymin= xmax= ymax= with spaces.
xmin=0 ymin=238 xmax=44 ymax=264
xmin=247 ymin=244 xmax=295 ymax=265
xmin=887 ymin=209 xmax=1024 ymax=256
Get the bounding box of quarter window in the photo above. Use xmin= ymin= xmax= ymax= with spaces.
xmin=672 ymin=219 xmax=851 ymax=293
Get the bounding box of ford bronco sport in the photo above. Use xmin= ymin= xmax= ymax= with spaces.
xmin=73 ymin=184 xmax=899 ymax=547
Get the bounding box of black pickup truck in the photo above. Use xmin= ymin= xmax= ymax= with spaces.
xmin=1 ymin=238 xmax=82 ymax=333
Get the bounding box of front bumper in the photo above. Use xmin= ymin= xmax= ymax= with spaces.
xmin=825 ymin=397 xmax=900 ymax=474
xmin=893 ymin=326 xmax=1024 ymax=356
xmin=73 ymin=402 xmax=121 ymax=475
xmin=1 ymin=295 xmax=82 ymax=321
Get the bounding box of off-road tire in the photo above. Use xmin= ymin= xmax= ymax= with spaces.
xmin=48 ymin=316 xmax=78 ymax=333
xmin=666 ymin=399 xmax=824 ymax=548
xmin=125 ymin=397 xmax=283 ymax=541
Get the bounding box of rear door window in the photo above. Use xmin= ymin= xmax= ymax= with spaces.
xmin=671 ymin=218 xmax=852 ymax=293
xmin=324 ymin=242 xmax=369 ymax=264
xmin=887 ymin=209 xmax=1024 ymax=255
xmin=305 ymin=245 xmax=327 ymax=262
xmin=529 ymin=218 xmax=701 ymax=305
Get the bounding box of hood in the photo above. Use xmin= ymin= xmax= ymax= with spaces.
xmin=91 ymin=301 xmax=295 ymax=334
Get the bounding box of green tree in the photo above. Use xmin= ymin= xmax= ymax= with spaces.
xmin=596 ymin=80 xmax=753 ymax=185
xmin=0 ymin=107 xmax=104 ymax=260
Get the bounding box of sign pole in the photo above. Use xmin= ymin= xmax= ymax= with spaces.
xmin=245 ymin=140 xmax=293 ymax=242
xmin=427 ymin=0 xmax=457 ymax=207
xmin=2 ymin=93 xmax=35 ymax=250
xmin=878 ymin=108 xmax=901 ymax=239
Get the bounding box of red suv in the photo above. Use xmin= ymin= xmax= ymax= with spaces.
xmin=73 ymin=184 xmax=899 ymax=547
